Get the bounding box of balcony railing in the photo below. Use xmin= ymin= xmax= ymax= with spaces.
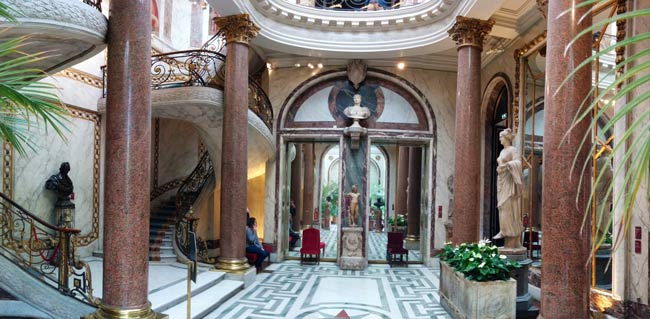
xmin=0 ymin=192 xmax=98 ymax=305
xmin=101 ymin=32 xmax=273 ymax=130
xmin=286 ymin=0 xmax=430 ymax=11
xmin=81 ymin=0 xmax=102 ymax=12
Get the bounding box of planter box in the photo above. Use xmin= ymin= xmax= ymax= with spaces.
xmin=440 ymin=262 xmax=516 ymax=319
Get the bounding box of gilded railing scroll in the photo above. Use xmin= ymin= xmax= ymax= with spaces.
xmin=81 ymin=0 xmax=102 ymax=12
xmin=175 ymin=152 xmax=215 ymax=264
xmin=0 ymin=192 xmax=98 ymax=305
xmin=101 ymin=32 xmax=274 ymax=130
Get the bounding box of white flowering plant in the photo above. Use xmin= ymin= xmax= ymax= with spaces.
xmin=440 ymin=240 xmax=520 ymax=282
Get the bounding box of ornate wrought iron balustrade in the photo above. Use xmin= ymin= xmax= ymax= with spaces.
xmin=175 ymin=152 xmax=215 ymax=263
xmin=200 ymin=30 xmax=226 ymax=53
xmin=81 ymin=0 xmax=102 ymax=12
xmin=0 ymin=192 xmax=98 ymax=305
xmin=101 ymin=41 xmax=274 ymax=130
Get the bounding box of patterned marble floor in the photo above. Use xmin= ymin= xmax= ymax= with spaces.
xmin=287 ymin=228 xmax=422 ymax=261
xmin=205 ymin=261 xmax=451 ymax=319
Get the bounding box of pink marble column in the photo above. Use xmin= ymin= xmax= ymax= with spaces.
xmin=406 ymin=147 xmax=422 ymax=242
xmin=302 ymin=143 xmax=315 ymax=228
xmin=448 ymin=17 xmax=494 ymax=245
xmin=99 ymin=0 xmax=153 ymax=316
xmin=395 ymin=147 xmax=409 ymax=221
xmin=214 ymin=14 xmax=259 ymax=272
xmin=540 ymin=1 xmax=592 ymax=317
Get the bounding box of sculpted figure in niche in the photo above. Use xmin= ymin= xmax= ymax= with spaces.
xmin=346 ymin=185 xmax=361 ymax=227
xmin=492 ymin=128 xmax=524 ymax=248
xmin=344 ymin=94 xmax=371 ymax=128
xmin=45 ymin=162 xmax=75 ymax=227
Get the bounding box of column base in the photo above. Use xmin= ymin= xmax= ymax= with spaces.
xmin=215 ymin=257 xmax=250 ymax=272
xmin=405 ymin=235 xmax=420 ymax=250
xmin=84 ymin=302 xmax=168 ymax=319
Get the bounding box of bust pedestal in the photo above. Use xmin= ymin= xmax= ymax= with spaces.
xmin=340 ymin=226 xmax=367 ymax=270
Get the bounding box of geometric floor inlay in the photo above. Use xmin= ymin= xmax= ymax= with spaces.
xmin=205 ymin=261 xmax=451 ymax=319
xmin=286 ymin=227 xmax=423 ymax=262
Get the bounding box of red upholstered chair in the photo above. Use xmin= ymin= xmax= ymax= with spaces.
xmin=300 ymin=227 xmax=321 ymax=265
xmin=319 ymin=241 xmax=326 ymax=255
xmin=386 ymin=232 xmax=408 ymax=267
xmin=246 ymin=244 xmax=272 ymax=267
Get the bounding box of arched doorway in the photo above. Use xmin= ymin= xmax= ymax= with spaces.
xmin=275 ymin=69 xmax=437 ymax=266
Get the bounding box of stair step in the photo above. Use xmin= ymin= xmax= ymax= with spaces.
xmin=163 ymin=279 xmax=243 ymax=319
xmin=151 ymin=271 xmax=226 ymax=313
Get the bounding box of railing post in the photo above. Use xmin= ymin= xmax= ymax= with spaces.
xmin=58 ymin=231 xmax=70 ymax=292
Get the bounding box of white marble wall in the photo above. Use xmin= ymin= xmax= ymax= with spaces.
xmin=267 ymin=66 xmax=457 ymax=251
xmin=156 ymin=119 xmax=199 ymax=186
xmin=13 ymin=115 xmax=98 ymax=256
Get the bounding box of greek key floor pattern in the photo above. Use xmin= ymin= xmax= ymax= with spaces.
xmin=205 ymin=261 xmax=451 ymax=319
xmin=287 ymin=228 xmax=422 ymax=261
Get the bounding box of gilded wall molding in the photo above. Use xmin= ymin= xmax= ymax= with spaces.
xmin=67 ymin=106 xmax=101 ymax=247
xmin=513 ymin=30 xmax=547 ymax=134
xmin=153 ymin=119 xmax=160 ymax=188
xmin=55 ymin=68 xmax=103 ymax=89
xmin=214 ymin=14 xmax=259 ymax=44
xmin=448 ymin=16 xmax=495 ymax=50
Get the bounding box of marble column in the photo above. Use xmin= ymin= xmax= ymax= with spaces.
xmin=302 ymin=143 xmax=315 ymax=228
xmin=395 ymin=146 xmax=409 ymax=222
xmin=540 ymin=1 xmax=592 ymax=318
xmin=88 ymin=1 xmax=159 ymax=318
xmin=448 ymin=17 xmax=494 ymax=245
xmin=405 ymin=147 xmax=422 ymax=247
xmin=214 ymin=14 xmax=259 ymax=272
xmin=290 ymin=145 xmax=302 ymax=232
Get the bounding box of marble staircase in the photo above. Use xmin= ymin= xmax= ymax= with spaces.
xmin=151 ymin=270 xmax=243 ymax=319
xmin=150 ymin=198 xmax=178 ymax=262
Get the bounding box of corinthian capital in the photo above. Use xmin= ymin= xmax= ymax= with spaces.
xmin=214 ymin=14 xmax=259 ymax=44
xmin=448 ymin=16 xmax=495 ymax=50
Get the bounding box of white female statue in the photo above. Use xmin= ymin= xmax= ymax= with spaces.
xmin=492 ymin=128 xmax=524 ymax=248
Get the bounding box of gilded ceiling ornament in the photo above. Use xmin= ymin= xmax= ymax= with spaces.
xmin=447 ymin=16 xmax=495 ymax=50
xmin=214 ymin=14 xmax=260 ymax=44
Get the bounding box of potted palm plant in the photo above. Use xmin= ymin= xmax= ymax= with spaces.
xmin=439 ymin=240 xmax=520 ymax=319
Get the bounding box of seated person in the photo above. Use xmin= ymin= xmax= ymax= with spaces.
xmin=246 ymin=217 xmax=269 ymax=269
xmin=289 ymin=224 xmax=300 ymax=250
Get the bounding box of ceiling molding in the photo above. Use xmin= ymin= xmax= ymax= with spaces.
xmin=209 ymin=0 xmax=506 ymax=58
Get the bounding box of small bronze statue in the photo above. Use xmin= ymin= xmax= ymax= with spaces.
xmin=45 ymin=162 xmax=75 ymax=227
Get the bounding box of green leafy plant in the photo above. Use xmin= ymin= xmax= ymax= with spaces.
xmin=0 ymin=3 xmax=69 ymax=156
xmin=386 ymin=214 xmax=406 ymax=226
xmin=320 ymin=181 xmax=339 ymax=217
xmin=440 ymin=241 xmax=520 ymax=282
xmin=561 ymin=1 xmax=649 ymax=252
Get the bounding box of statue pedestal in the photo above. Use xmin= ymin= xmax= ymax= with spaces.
xmin=340 ymin=227 xmax=366 ymax=270
xmin=344 ymin=125 xmax=367 ymax=150
xmin=499 ymin=247 xmax=539 ymax=318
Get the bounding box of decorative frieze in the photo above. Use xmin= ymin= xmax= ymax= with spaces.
xmin=55 ymin=68 xmax=103 ymax=88
xmin=447 ymin=16 xmax=495 ymax=50
xmin=214 ymin=14 xmax=259 ymax=44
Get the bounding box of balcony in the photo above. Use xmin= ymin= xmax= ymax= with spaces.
xmin=0 ymin=0 xmax=107 ymax=73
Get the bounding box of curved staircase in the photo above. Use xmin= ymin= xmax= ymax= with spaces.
xmin=149 ymin=197 xmax=177 ymax=262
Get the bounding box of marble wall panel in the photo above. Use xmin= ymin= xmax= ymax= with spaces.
xmin=13 ymin=113 xmax=99 ymax=255
xmin=156 ymin=119 xmax=199 ymax=186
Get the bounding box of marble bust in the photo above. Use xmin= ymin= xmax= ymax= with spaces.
xmin=343 ymin=94 xmax=370 ymax=128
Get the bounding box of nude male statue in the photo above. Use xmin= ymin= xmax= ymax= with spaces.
xmin=346 ymin=184 xmax=361 ymax=227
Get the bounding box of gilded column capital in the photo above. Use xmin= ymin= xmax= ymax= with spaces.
xmin=448 ymin=16 xmax=495 ymax=50
xmin=214 ymin=14 xmax=259 ymax=44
